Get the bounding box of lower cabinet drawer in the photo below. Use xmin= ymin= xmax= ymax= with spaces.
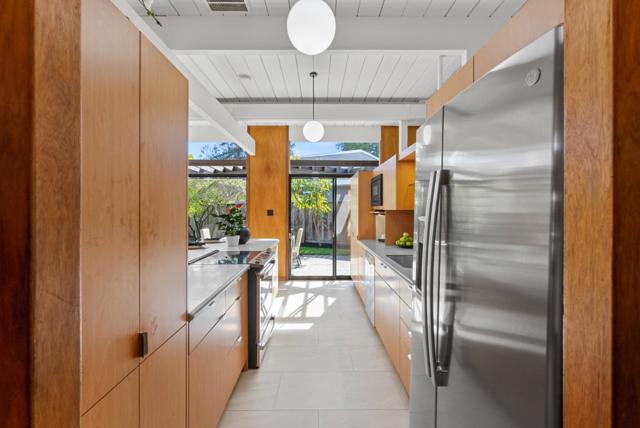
xmin=225 ymin=275 xmax=243 ymax=311
xmin=398 ymin=319 xmax=412 ymax=393
xmin=400 ymin=299 xmax=412 ymax=329
xmin=188 ymin=294 xmax=224 ymax=353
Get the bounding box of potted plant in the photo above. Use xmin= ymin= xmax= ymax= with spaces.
xmin=216 ymin=204 xmax=245 ymax=247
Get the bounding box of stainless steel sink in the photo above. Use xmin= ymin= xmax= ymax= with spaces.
xmin=386 ymin=254 xmax=413 ymax=269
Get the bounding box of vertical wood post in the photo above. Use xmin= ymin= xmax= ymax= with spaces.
xmin=247 ymin=126 xmax=290 ymax=279
xmin=564 ymin=1 xmax=640 ymax=427
xmin=1 ymin=0 xmax=81 ymax=427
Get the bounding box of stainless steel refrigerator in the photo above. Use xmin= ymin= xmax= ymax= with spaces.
xmin=410 ymin=27 xmax=564 ymax=428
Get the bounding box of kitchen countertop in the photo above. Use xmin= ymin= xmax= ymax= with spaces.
xmin=187 ymin=238 xmax=279 ymax=264
xmin=358 ymin=239 xmax=414 ymax=284
xmin=187 ymin=239 xmax=279 ymax=319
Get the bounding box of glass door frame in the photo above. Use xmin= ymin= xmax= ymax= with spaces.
xmin=288 ymin=174 xmax=353 ymax=280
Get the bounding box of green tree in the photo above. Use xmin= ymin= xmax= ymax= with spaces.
xmin=198 ymin=142 xmax=246 ymax=160
xmin=188 ymin=178 xmax=246 ymax=238
xmin=290 ymin=178 xmax=332 ymax=243
xmin=335 ymin=142 xmax=379 ymax=158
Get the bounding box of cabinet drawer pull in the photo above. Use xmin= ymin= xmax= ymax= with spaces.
xmin=235 ymin=295 xmax=241 ymax=302
xmin=236 ymin=335 xmax=243 ymax=344
xmin=208 ymin=299 xmax=217 ymax=307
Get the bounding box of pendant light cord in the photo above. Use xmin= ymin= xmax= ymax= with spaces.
xmin=310 ymin=71 xmax=318 ymax=121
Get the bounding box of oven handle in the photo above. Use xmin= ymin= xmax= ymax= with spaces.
xmin=258 ymin=316 xmax=276 ymax=350
xmin=260 ymin=260 xmax=276 ymax=278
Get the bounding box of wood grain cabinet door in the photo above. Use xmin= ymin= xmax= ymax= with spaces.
xmin=80 ymin=369 xmax=139 ymax=428
xmin=140 ymin=327 xmax=187 ymax=428
xmin=189 ymin=323 xmax=225 ymax=428
xmin=139 ymin=35 xmax=189 ymax=355
xmin=80 ymin=0 xmax=141 ymax=413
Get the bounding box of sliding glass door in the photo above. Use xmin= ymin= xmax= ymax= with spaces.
xmin=289 ymin=176 xmax=351 ymax=279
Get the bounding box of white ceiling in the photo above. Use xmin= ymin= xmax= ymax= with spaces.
xmin=177 ymin=51 xmax=462 ymax=103
xmin=130 ymin=0 xmax=526 ymax=18
xmin=128 ymin=0 xmax=527 ymax=133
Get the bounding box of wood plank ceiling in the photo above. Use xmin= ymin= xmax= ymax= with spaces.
xmin=129 ymin=0 xmax=527 ymax=18
xmin=177 ymin=52 xmax=462 ymax=103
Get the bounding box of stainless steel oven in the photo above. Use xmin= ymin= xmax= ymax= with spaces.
xmin=248 ymin=249 xmax=278 ymax=368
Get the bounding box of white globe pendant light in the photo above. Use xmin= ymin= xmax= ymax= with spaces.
xmin=303 ymin=71 xmax=325 ymax=142
xmin=287 ymin=0 xmax=336 ymax=56
xmin=303 ymin=121 xmax=324 ymax=143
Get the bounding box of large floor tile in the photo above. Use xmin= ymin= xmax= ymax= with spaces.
xmin=270 ymin=325 xmax=319 ymax=347
xmin=261 ymin=345 xmax=354 ymax=372
xmin=348 ymin=344 xmax=395 ymax=371
xmin=219 ymin=410 xmax=318 ymax=428
xmin=317 ymin=326 xmax=382 ymax=347
xmin=226 ymin=372 xmax=281 ymax=410
xmin=274 ymin=372 xmax=408 ymax=410
xmin=319 ymin=410 xmax=410 ymax=428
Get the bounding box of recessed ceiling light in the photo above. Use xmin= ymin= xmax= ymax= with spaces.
xmin=238 ymin=73 xmax=252 ymax=80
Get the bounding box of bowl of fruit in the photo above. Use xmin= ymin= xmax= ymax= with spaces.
xmin=395 ymin=233 xmax=414 ymax=249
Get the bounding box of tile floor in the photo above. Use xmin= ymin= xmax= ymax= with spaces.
xmin=219 ymin=280 xmax=409 ymax=428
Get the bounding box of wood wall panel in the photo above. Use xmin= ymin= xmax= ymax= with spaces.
xmin=1 ymin=1 xmax=81 ymax=427
xmin=140 ymin=327 xmax=187 ymax=428
xmin=140 ymin=35 xmax=189 ymax=356
xmin=380 ymin=126 xmax=399 ymax=163
xmin=80 ymin=370 xmax=139 ymax=428
xmin=80 ymin=0 xmax=141 ymax=413
xmin=564 ymin=1 xmax=640 ymax=427
xmin=247 ymin=126 xmax=290 ymax=278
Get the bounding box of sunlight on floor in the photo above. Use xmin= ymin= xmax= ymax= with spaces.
xmin=219 ymin=280 xmax=409 ymax=428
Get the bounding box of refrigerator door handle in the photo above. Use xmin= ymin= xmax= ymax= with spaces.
xmin=425 ymin=169 xmax=443 ymax=386
xmin=421 ymin=171 xmax=437 ymax=379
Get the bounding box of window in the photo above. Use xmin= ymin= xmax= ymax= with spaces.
xmin=188 ymin=177 xmax=246 ymax=240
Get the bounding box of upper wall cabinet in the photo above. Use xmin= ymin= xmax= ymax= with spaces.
xmin=372 ymin=156 xmax=415 ymax=211
xmin=139 ymin=36 xmax=189 ymax=356
xmin=81 ymin=0 xmax=141 ymax=413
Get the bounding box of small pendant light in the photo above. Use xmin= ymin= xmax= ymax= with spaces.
xmin=303 ymin=71 xmax=324 ymax=142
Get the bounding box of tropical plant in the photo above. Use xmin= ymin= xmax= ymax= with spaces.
xmin=215 ymin=204 xmax=245 ymax=236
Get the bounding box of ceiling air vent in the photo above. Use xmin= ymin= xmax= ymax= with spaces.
xmin=206 ymin=0 xmax=248 ymax=12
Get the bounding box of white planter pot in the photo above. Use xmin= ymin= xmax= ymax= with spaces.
xmin=226 ymin=235 xmax=240 ymax=247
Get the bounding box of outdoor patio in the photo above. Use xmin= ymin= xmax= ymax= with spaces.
xmin=291 ymin=254 xmax=350 ymax=277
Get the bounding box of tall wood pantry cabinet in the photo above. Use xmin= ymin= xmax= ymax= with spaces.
xmin=80 ymin=0 xmax=188 ymax=426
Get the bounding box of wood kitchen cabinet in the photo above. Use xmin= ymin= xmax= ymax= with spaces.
xmin=372 ymin=155 xmax=415 ymax=211
xmin=140 ymin=327 xmax=187 ymax=428
xmin=81 ymin=369 xmax=139 ymax=428
xmin=350 ymin=171 xmax=375 ymax=302
xmin=140 ymin=34 xmax=188 ymax=356
xmin=188 ymin=273 xmax=249 ymax=428
xmin=372 ymin=254 xmax=413 ymax=393
xmin=80 ymin=0 xmax=189 ymax=422
xmin=375 ymin=271 xmax=400 ymax=371
xmin=80 ymin=0 xmax=141 ymax=412
xmin=189 ymin=318 xmax=226 ymax=428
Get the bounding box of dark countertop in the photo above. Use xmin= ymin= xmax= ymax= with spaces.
xmin=358 ymin=239 xmax=414 ymax=284
xmin=187 ymin=239 xmax=278 ymax=319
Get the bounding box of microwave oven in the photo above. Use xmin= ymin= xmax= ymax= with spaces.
xmin=370 ymin=174 xmax=383 ymax=207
